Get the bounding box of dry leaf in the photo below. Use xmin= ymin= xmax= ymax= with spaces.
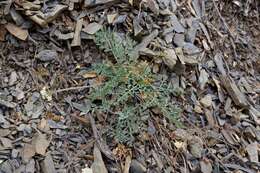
xmin=5 ymin=23 xmax=28 ymax=40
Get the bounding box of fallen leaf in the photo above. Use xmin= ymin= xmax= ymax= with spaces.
xmin=5 ymin=23 xmax=28 ymax=40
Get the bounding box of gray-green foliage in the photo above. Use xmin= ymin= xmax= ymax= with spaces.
xmin=91 ymin=29 xmax=180 ymax=144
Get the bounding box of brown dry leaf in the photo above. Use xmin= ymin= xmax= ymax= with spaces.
xmin=0 ymin=25 xmax=6 ymax=41
xmin=32 ymin=133 xmax=50 ymax=156
xmin=92 ymin=145 xmax=108 ymax=173
xmin=5 ymin=23 xmax=28 ymax=40
xmin=22 ymin=144 xmax=36 ymax=162
xmin=82 ymin=71 xmax=97 ymax=79
xmin=112 ymin=144 xmax=131 ymax=160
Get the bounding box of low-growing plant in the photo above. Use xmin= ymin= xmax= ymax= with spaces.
xmin=90 ymin=29 xmax=180 ymax=144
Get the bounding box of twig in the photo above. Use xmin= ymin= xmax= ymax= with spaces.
xmin=212 ymin=0 xmax=238 ymax=59
xmin=55 ymin=85 xmax=93 ymax=93
xmin=212 ymin=0 xmax=234 ymax=39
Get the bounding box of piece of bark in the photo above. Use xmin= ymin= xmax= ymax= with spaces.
xmin=123 ymin=155 xmax=131 ymax=173
xmin=248 ymin=106 xmax=260 ymax=125
xmin=131 ymin=29 xmax=158 ymax=59
xmin=71 ymin=18 xmax=83 ymax=47
xmin=92 ymin=145 xmax=108 ymax=173
xmin=220 ymin=75 xmax=249 ymax=108
xmin=84 ymin=0 xmax=118 ymax=7
xmin=5 ymin=23 xmax=28 ymax=40
xmin=246 ymin=142 xmax=258 ymax=163
xmin=214 ymin=53 xmax=226 ymax=76
xmin=0 ymin=99 xmax=17 ymax=108
xmin=41 ymin=152 xmax=56 ymax=173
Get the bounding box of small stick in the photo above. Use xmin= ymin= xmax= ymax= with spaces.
xmin=212 ymin=0 xmax=234 ymax=39
xmin=55 ymin=85 xmax=93 ymax=93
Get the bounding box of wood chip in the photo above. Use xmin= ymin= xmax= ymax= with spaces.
xmin=200 ymin=159 xmax=212 ymax=173
xmin=132 ymin=29 xmax=158 ymax=59
xmin=92 ymin=145 xmax=108 ymax=173
xmin=71 ymin=18 xmax=84 ymax=47
xmin=220 ymin=75 xmax=249 ymax=108
xmin=163 ymin=48 xmax=177 ymax=70
xmin=246 ymin=142 xmax=258 ymax=163
xmin=0 ymin=25 xmax=7 ymax=41
xmin=5 ymin=23 xmax=28 ymax=40
xmin=22 ymin=144 xmax=36 ymax=163
xmin=0 ymin=99 xmax=17 ymax=108
xmin=40 ymin=152 xmax=56 ymax=173
xmin=32 ymin=133 xmax=50 ymax=156
xmin=83 ymin=22 xmax=102 ymax=35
